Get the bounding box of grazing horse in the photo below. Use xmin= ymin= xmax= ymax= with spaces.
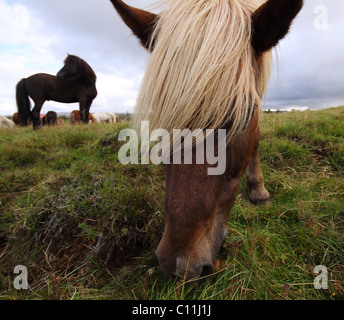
xmin=12 ymin=112 xmax=33 ymax=127
xmin=12 ymin=112 xmax=22 ymax=126
xmin=16 ymin=55 xmax=97 ymax=130
xmin=105 ymin=112 xmax=120 ymax=123
xmin=111 ymin=0 xmax=303 ymax=279
xmin=57 ymin=118 xmax=65 ymax=126
xmin=42 ymin=111 xmax=58 ymax=126
xmin=70 ymin=110 xmax=97 ymax=124
xmin=106 ymin=112 xmax=120 ymax=123
xmin=0 ymin=115 xmax=15 ymax=128
xmin=93 ymin=112 xmax=119 ymax=123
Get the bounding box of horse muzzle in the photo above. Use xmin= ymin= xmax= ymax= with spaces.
xmin=155 ymin=241 xmax=215 ymax=280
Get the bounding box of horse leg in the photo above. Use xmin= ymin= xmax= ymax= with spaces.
xmin=79 ymin=97 xmax=93 ymax=124
xmin=79 ymin=99 xmax=87 ymax=124
xmin=31 ymin=101 xmax=44 ymax=130
xmin=84 ymin=99 xmax=93 ymax=124
xmin=246 ymin=141 xmax=271 ymax=205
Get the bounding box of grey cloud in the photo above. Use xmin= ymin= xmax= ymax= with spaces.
xmin=266 ymin=0 xmax=344 ymax=109
xmin=2 ymin=0 xmax=343 ymax=115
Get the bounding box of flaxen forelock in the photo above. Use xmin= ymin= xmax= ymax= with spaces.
xmin=134 ymin=0 xmax=272 ymax=145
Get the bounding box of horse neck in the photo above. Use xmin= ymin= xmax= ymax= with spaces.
xmin=67 ymin=73 xmax=94 ymax=86
xmin=80 ymin=73 xmax=96 ymax=86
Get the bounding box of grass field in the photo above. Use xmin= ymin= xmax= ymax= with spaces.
xmin=0 ymin=107 xmax=343 ymax=300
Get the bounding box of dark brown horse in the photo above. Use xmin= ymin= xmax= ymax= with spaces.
xmin=111 ymin=0 xmax=303 ymax=280
xmin=42 ymin=111 xmax=58 ymax=126
xmin=16 ymin=55 xmax=97 ymax=130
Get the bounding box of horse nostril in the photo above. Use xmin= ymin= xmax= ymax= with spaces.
xmin=201 ymin=264 xmax=214 ymax=277
xmin=155 ymin=248 xmax=177 ymax=277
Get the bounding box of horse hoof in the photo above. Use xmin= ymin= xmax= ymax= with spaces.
xmin=250 ymin=196 xmax=271 ymax=206
xmin=248 ymin=190 xmax=271 ymax=206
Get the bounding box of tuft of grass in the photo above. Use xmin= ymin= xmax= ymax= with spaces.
xmin=0 ymin=108 xmax=343 ymax=300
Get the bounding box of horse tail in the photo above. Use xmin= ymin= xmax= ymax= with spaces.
xmin=16 ymin=79 xmax=31 ymax=126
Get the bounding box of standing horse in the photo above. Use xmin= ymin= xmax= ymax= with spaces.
xmin=111 ymin=0 xmax=303 ymax=279
xmin=16 ymin=55 xmax=97 ymax=130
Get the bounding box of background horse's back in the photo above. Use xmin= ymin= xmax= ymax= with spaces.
xmin=0 ymin=115 xmax=15 ymax=128
xmin=93 ymin=112 xmax=119 ymax=123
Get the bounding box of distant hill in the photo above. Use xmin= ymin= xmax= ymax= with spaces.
xmin=264 ymin=106 xmax=310 ymax=113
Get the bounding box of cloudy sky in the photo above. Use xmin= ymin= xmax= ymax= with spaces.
xmin=0 ymin=0 xmax=343 ymax=116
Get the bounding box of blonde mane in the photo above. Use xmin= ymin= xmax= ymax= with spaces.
xmin=133 ymin=0 xmax=272 ymax=145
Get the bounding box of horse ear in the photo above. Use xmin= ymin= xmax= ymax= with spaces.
xmin=252 ymin=0 xmax=303 ymax=56
xmin=109 ymin=0 xmax=158 ymax=51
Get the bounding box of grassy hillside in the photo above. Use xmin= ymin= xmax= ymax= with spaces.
xmin=0 ymin=107 xmax=343 ymax=300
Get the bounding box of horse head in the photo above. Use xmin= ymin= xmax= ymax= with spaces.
xmin=111 ymin=0 xmax=303 ymax=280
xmin=57 ymin=54 xmax=80 ymax=79
xmin=57 ymin=55 xmax=97 ymax=84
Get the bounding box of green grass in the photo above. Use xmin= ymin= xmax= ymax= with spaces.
xmin=0 ymin=107 xmax=343 ymax=300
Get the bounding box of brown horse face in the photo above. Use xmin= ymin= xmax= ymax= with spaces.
xmin=111 ymin=0 xmax=303 ymax=279
xmin=155 ymin=165 xmax=231 ymax=279
xmin=155 ymin=113 xmax=260 ymax=279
